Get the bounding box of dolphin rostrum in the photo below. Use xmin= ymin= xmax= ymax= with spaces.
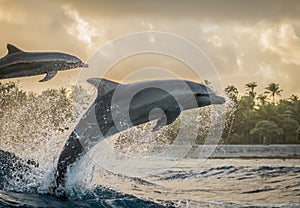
xmin=0 ymin=44 xmax=88 ymax=82
xmin=52 ymin=78 xmax=226 ymax=198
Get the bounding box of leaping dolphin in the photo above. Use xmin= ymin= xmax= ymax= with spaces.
xmin=0 ymin=44 xmax=88 ymax=82
xmin=52 ymin=78 xmax=226 ymax=198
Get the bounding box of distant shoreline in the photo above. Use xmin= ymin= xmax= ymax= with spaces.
xmin=186 ymin=144 xmax=300 ymax=159
xmin=207 ymin=155 xmax=300 ymax=159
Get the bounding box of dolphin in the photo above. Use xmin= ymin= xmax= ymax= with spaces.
xmin=0 ymin=44 xmax=88 ymax=82
xmin=52 ymin=78 xmax=225 ymax=198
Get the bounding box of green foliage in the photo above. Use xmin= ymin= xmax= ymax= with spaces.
xmin=297 ymin=126 xmax=300 ymax=134
xmin=224 ymin=82 xmax=300 ymax=144
xmin=0 ymin=82 xmax=73 ymax=150
xmin=285 ymin=100 xmax=300 ymax=124
xmin=278 ymin=117 xmax=299 ymax=143
xmin=249 ymin=120 xmax=283 ymax=144
xmin=257 ymin=94 xmax=267 ymax=106
xmin=225 ymin=85 xmax=239 ymax=105
xmin=0 ymin=82 xmax=26 ymax=114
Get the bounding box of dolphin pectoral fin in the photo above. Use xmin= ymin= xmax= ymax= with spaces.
xmin=152 ymin=109 xmax=181 ymax=132
xmin=152 ymin=117 xmax=167 ymax=132
xmin=39 ymin=71 xmax=58 ymax=82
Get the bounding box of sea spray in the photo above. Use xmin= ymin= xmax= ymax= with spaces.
xmin=0 ymin=82 xmax=92 ymax=192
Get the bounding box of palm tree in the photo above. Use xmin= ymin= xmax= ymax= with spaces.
xmin=245 ymin=81 xmax=258 ymax=99
xmin=289 ymin=94 xmax=299 ymax=102
xmin=257 ymin=94 xmax=267 ymax=106
xmin=204 ymin=80 xmax=212 ymax=87
xmin=254 ymin=103 xmax=277 ymax=122
xmin=225 ymin=85 xmax=239 ymax=104
xmin=285 ymin=101 xmax=300 ymax=124
xmin=264 ymin=82 xmax=283 ymax=104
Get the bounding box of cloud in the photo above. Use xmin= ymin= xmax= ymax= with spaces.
xmin=63 ymin=5 xmax=98 ymax=51
xmin=182 ymin=21 xmax=300 ymax=97
xmin=259 ymin=23 xmax=300 ymax=66
xmin=257 ymin=62 xmax=278 ymax=80
xmin=208 ymin=35 xmax=222 ymax=48
xmin=0 ymin=0 xmax=91 ymax=59
xmin=236 ymin=52 xmax=244 ymax=71
xmin=140 ymin=19 xmax=154 ymax=30
xmin=53 ymin=0 xmax=300 ymax=23
xmin=0 ymin=7 xmax=24 ymax=24
xmin=0 ymin=0 xmax=299 ymax=97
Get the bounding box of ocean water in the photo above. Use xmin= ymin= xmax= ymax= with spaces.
xmin=0 ymin=146 xmax=299 ymax=208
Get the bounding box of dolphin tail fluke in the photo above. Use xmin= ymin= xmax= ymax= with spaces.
xmin=152 ymin=117 xmax=167 ymax=131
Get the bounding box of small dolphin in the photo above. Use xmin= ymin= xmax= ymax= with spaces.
xmin=0 ymin=44 xmax=88 ymax=82
xmin=52 ymin=78 xmax=225 ymax=198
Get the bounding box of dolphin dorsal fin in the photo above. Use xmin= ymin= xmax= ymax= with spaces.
xmin=87 ymin=78 xmax=120 ymax=95
xmin=7 ymin=44 xmax=24 ymax=55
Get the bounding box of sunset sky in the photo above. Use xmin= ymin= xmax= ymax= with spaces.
xmin=0 ymin=0 xmax=299 ymax=99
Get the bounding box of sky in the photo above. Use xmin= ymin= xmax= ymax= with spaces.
xmin=0 ymin=0 xmax=300 ymax=99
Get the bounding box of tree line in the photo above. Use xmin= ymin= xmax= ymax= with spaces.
xmin=223 ymin=82 xmax=300 ymax=144
xmin=0 ymin=82 xmax=73 ymax=151
xmin=1 ymin=81 xmax=299 ymax=146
